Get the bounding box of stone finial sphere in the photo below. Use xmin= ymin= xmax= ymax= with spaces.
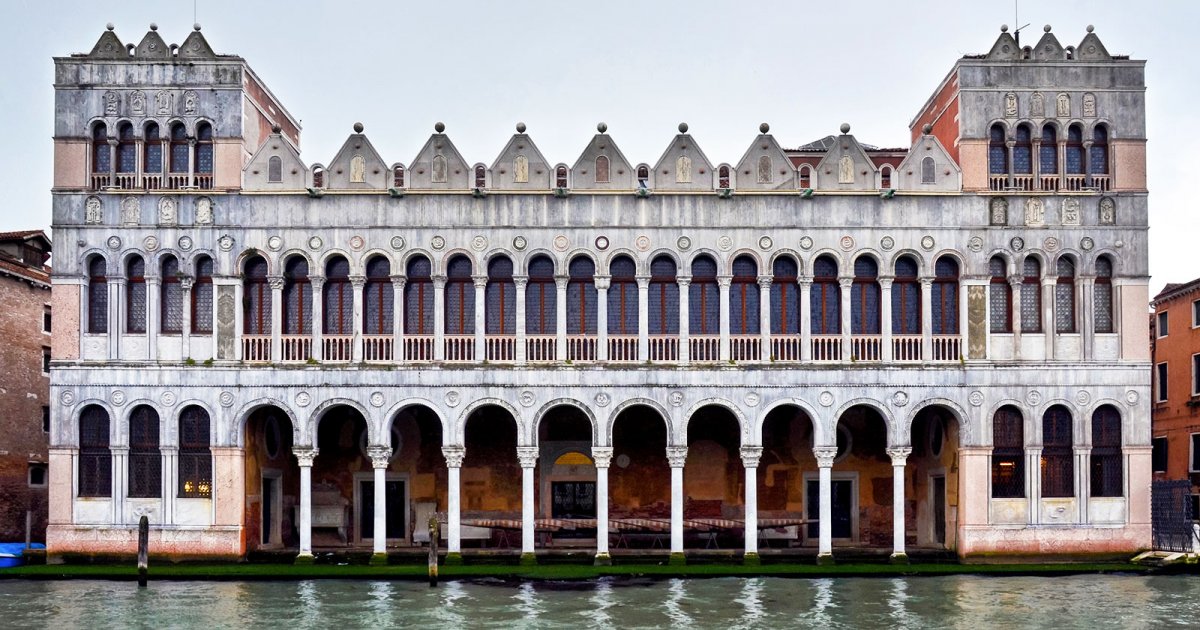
xmin=678 ymin=122 xmax=688 ymax=133
xmin=922 ymin=124 xmax=933 ymax=134
xmin=597 ymin=122 xmax=608 ymax=133
xmin=516 ymin=122 xmax=526 ymax=133
xmin=435 ymin=122 xmax=445 ymax=133
xmin=353 ymin=122 xmax=364 ymax=133
xmin=106 ymin=23 xmax=115 ymax=31
xmin=760 ymin=123 xmax=770 ymax=133
xmin=150 ymin=23 xmax=158 ymax=31
xmin=1087 ymin=25 xmax=1095 ymax=33
xmin=1000 ymin=24 xmax=1008 ymax=32
xmin=840 ymin=123 xmax=851 ymax=134
xmin=271 ymin=123 xmax=282 ymax=134
xmin=1044 ymin=24 xmax=1052 ymax=32
xmin=194 ymin=23 xmax=202 ymax=31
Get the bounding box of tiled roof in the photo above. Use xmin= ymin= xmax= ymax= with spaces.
xmin=0 ymin=229 xmax=49 ymax=242
xmin=1153 ymin=279 xmax=1200 ymax=304
xmin=0 ymin=256 xmax=50 ymax=286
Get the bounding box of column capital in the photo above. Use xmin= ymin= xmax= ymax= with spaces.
xmin=813 ymin=446 xmax=838 ymax=468
xmin=1008 ymin=276 xmax=1023 ymax=289
xmin=666 ymin=445 xmax=688 ymax=468
xmin=886 ymin=446 xmax=912 ymax=464
xmin=838 ymin=277 xmax=853 ymax=288
xmin=517 ymin=446 xmax=540 ymax=468
xmin=798 ymin=276 xmax=813 ymax=287
xmin=110 ymin=445 xmax=130 ymax=455
xmin=367 ymin=445 xmax=392 ymax=469
xmin=179 ymin=276 xmax=195 ymax=291
xmin=635 ymin=275 xmax=651 ymax=289
xmin=593 ymin=275 xmax=611 ymax=291
xmin=591 ymin=446 xmax=614 ymax=468
xmin=1041 ymin=277 xmax=1057 ymax=288
xmin=676 ymin=276 xmax=692 ymax=288
xmin=350 ymin=274 xmax=367 ymax=288
xmin=441 ymin=446 xmax=465 ymax=468
xmin=432 ymin=275 xmax=447 ymax=289
xmin=878 ymin=276 xmax=894 ymax=289
xmin=160 ymin=445 xmax=179 ymax=455
xmin=292 ymin=447 xmax=318 ymax=467
xmin=513 ymin=275 xmax=528 ymax=289
xmin=757 ymin=275 xmax=773 ymax=290
xmin=740 ymin=445 xmax=763 ymax=468
xmin=267 ymin=275 xmax=286 ymax=290
xmin=1073 ymin=446 xmax=1092 ymax=456
xmin=145 ymin=275 xmax=162 ymax=286
xmin=919 ymin=276 xmax=934 ymax=287
xmin=554 ymin=275 xmax=570 ymax=290
xmin=716 ymin=275 xmax=732 ymax=288
xmin=389 ymin=274 xmax=407 ymax=288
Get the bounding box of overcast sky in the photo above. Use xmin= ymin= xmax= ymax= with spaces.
xmin=2 ymin=0 xmax=1194 ymax=293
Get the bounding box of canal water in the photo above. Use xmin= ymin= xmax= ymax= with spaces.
xmin=1 ymin=575 xmax=1198 ymax=628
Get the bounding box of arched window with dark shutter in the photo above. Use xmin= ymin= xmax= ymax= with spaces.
xmin=799 ymin=165 xmax=812 ymax=189
xmin=932 ymin=256 xmax=959 ymax=335
xmin=128 ymin=405 xmax=161 ymax=498
xmin=1091 ymin=405 xmax=1122 ymax=497
xmin=1013 ymin=124 xmax=1032 ymax=177
xmin=282 ymin=256 xmax=311 ymax=335
xmin=525 ymin=255 xmax=555 ymax=335
xmin=364 ymin=256 xmax=393 ymax=335
xmin=689 ymin=255 xmax=719 ymax=336
xmin=474 ymin=165 xmax=486 ymax=189
xmin=393 ymin=164 xmax=405 ymax=188
xmin=161 ymin=255 xmax=182 ymax=334
xmin=851 ymin=256 xmax=880 ymax=335
xmin=893 ymin=256 xmax=920 ymax=335
xmin=770 ymin=256 xmax=799 ymax=335
xmin=169 ymin=123 xmax=188 ymax=174
xmin=730 ymin=255 xmax=759 ymax=335
xmin=78 ymin=405 xmax=111 ymax=497
xmin=116 ymin=122 xmax=136 ymax=174
xmin=486 ymin=256 xmax=515 ymax=335
xmin=718 ymin=165 xmax=731 ymax=189
xmin=192 ymin=256 xmax=213 ymax=334
xmin=648 ymin=255 xmax=679 ymax=335
xmin=144 ymin=122 xmax=162 ymax=179
xmin=178 ymin=406 xmax=211 ymax=498
xmin=811 ymin=255 xmax=840 ymax=335
xmin=92 ymin=122 xmax=110 ymax=175
xmin=242 ymin=256 xmax=270 ymax=335
xmin=1091 ymin=125 xmax=1109 ymax=176
xmin=567 ymin=257 xmax=596 ymax=335
xmin=608 ymin=256 xmax=638 ymax=336
xmin=1055 ymin=256 xmax=1077 ymax=333
xmin=1041 ymin=405 xmax=1075 ymax=498
xmin=323 ymin=256 xmax=352 ymax=335
xmin=1066 ymin=124 xmax=1084 ymax=175
xmin=88 ymin=256 xmax=108 ymax=334
xmin=636 ymin=164 xmax=649 ymax=185
xmin=196 ymin=122 xmax=213 ymax=175
xmin=404 ymin=256 xmax=433 ymax=335
xmin=988 ymin=124 xmax=1007 ymax=176
xmin=1040 ymin=125 xmax=1058 ymax=175
xmin=989 ymin=256 xmax=1011 ymax=333
xmin=555 ymin=165 xmax=568 ymax=189
xmin=126 ymin=256 xmax=146 ymax=334
xmin=991 ymin=405 xmax=1024 ymax=498
xmin=1021 ymin=257 xmax=1042 ymax=333
xmin=445 ymin=255 xmax=474 ymax=336
xmin=1094 ymin=256 xmax=1114 ymax=334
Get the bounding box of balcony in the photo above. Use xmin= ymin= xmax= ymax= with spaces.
xmin=689 ymin=336 xmax=719 ymax=363
xmin=89 ymin=171 xmax=214 ymax=191
xmin=649 ymin=336 xmax=679 ymax=362
xmin=607 ymin=335 xmax=638 ymax=363
xmin=893 ymin=335 xmax=922 ymax=362
xmin=770 ymin=335 xmax=802 ymax=362
xmin=444 ymin=336 xmax=474 ymax=362
xmin=932 ymin=335 xmax=962 ymax=362
xmin=242 ymin=335 xmax=270 ymax=362
xmin=811 ymin=335 xmax=841 ymax=362
xmin=323 ymin=335 xmax=353 ymax=362
xmin=404 ymin=336 xmax=434 ymax=362
xmin=526 ymin=335 xmax=556 ymax=362
xmin=850 ymin=336 xmax=881 ymax=361
xmin=281 ymin=335 xmax=311 ymax=362
xmin=567 ymin=336 xmax=597 ymax=362
xmin=989 ymin=173 xmax=1112 ymax=193
xmin=363 ymin=336 xmax=393 ymax=362
xmin=486 ymin=336 xmax=516 ymax=362
xmin=730 ymin=335 xmax=761 ymax=362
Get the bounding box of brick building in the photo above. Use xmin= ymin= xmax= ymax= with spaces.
xmin=0 ymin=230 xmax=52 ymax=543
xmin=1150 ymin=280 xmax=1200 ymax=512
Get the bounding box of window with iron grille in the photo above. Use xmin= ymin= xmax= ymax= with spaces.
xmin=178 ymin=406 xmax=211 ymax=498
xmin=566 ymin=257 xmax=596 ymax=335
xmin=525 ymin=256 xmax=556 ymax=334
xmin=851 ymin=256 xmax=880 ymax=334
xmin=78 ymin=405 xmax=111 ymax=497
xmin=1090 ymin=405 xmax=1122 ymax=497
xmin=607 ymin=256 xmax=638 ymax=335
xmin=811 ymin=255 xmax=840 ymax=334
xmin=128 ymin=405 xmax=161 ymax=498
xmin=169 ymin=123 xmax=188 ymax=173
xmin=393 ymin=165 xmax=405 ymax=188
xmin=363 ymin=256 xmax=393 ymax=335
xmin=555 ymin=166 xmax=568 ymax=188
xmin=1055 ymin=257 xmax=1076 ymax=333
xmin=474 ymin=165 xmax=486 ymax=188
xmin=1013 ymin=124 xmax=1032 ymax=174
xmin=1094 ymin=257 xmax=1113 ymax=333
xmin=486 ymin=256 xmax=515 ymax=335
xmin=92 ymin=123 xmax=110 ymax=173
xmin=1152 ymin=436 xmax=1168 ymax=473
xmin=192 ymin=256 xmax=214 ymax=334
xmin=1040 ymin=125 xmax=1058 ymax=174
xmin=445 ymin=256 xmax=475 ymax=335
xmin=323 ymin=257 xmax=352 ymax=334
xmin=196 ymin=123 xmax=214 ymax=174
xmin=116 ymin=123 xmax=136 ymax=173
xmin=988 ymin=124 xmax=1007 ymax=174
xmin=689 ymin=256 xmax=719 ymax=335
xmin=718 ymin=165 xmax=730 ymax=188
xmin=932 ymin=256 xmax=959 ymax=335
xmin=243 ymin=256 xmax=270 ymax=335
xmin=1091 ymin=125 xmax=1109 ymax=175
xmin=989 ymin=256 xmax=1011 ymax=333
xmin=992 ymin=405 xmax=1025 ymax=498
xmin=730 ymin=256 xmax=759 ymax=335
xmin=282 ymin=257 xmax=311 ymax=335
xmin=1065 ymin=125 xmax=1084 ymax=174
xmin=126 ymin=256 xmax=147 ymax=334
xmin=770 ymin=257 xmax=799 ymax=335
xmin=404 ymin=256 xmax=433 ymax=335
xmin=144 ymin=123 xmax=162 ymax=174
xmin=1020 ymin=257 xmax=1041 ymax=333
xmin=1157 ymin=363 xmax=1168 ymax=403
xmin=648 ymin=256 xmax=678 ymax=335
xmin=1041 ymin=405 xmax=1075 ymax=498
xmin=88 ymin=257 xmax=108 ymax=333
xmin=891 ymin=257 xmax=920 ymax=334
xmin=161 ymin=256 xmax=182 ymax=333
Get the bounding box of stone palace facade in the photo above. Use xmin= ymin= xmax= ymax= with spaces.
xmin=46 ymin=24 xmax=1151 ymax=562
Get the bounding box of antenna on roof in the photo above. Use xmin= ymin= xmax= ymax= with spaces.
xmin=194 ymin=0 xmax=198 ymax=24
xmin=1013 ymin=0 xmax=1030 ymax=46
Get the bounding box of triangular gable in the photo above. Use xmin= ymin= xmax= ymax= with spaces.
xmin=88 ymin=26 xmax=126 ymax=59
xmin=570 ymin=130 xmax=634 ymax=190
xmin=408 ymin=128 xmax=470 ymax=189
xmin=325 ymin=128 xmax=389 ymax=189
xmin=178 ymin=27 xmax=217 ymax=60
xmin=651 ymin=127 xmax=715 ymax=191
xmin=135 ymin=28 xmax=170 ymax=60
xmin=1031 ymin=29 xmax=1065 ymax=60
xmin=489 ymin=130 xmax=551 ymax=190
xmin=1075 ymin=29 xmax=1111 ymax=61
xmin=732 ymin=130 xmax=796 ymax=191
xmin=243 ymin=129 xmax=308 ymax=190
xmin=814 ymin=129 xmax=877 ymax=190
xmin=985 ymin=29 xmax=1020 ymax=60
xmin=894 ymin=133 xmax=961 ymax=192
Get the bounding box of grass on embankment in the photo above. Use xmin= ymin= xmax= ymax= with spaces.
xmin=0 ymin=561 xmax=1154 ymax=581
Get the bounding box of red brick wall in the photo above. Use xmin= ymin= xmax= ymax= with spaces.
xmin=910 ymin=70 xmax=961 ymax=162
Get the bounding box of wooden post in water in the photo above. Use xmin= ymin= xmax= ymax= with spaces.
xmin=137 ymin=515 xmax=149 ymax=587
xmin=428 ymin=514 xmax=439 ymax=587
xmin=24 ymin=510 xmax=31 ymax=550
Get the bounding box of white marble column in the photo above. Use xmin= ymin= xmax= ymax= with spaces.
xmin=432 ymin=275 xmax=447 ymax=361
xmin=146 ymin=276 xmax=160 ymax=359
xmin=667 ymin=445 xmax=688 ymax=555
xmin=592 ymin=446 xmax=613 ymax=563
xmin=514 ymin=276 xmax=528 ymax=364
xmin=741 ymin=446 xmax=762 ymax=558
xmin=887 ymin=447 xmax=911 ymax=561
xmin=594 ymin=275 xmax=610 ymax=361
xmin=517 ymin=446 xmax=539 ymax=556
xmin=161 ymin=446 xmax=178 ymax=524
xmin=717 ymin=274 xmax=732 ymax=361
xmin=677 ymin=276 xmax=691 ymax=365
xmin=1080 ymin=276 xmax=1095 ymax=361
xmin=1042 ymin=277 xmax=1056 ymax=359
xmin=390 ymin=276 xmax=405 ymax=362
xmin=1075 ymin=446 xmax=1091 ymax=524
xmin=268 ymin=275 xmax=284 ymax=361
xmin=309 ymin=275 xmax=325 ymax=361
xmin=636 ymin=275 xmax=650 ymax=361
xmin=294 ymin=447 xmax=318 ymax=558
xmin=814 ymin=446 xmax=837 ymax=562
xmin=758 ymin=276 xmax=772 ymax=361
xmin=109 ymin=278 xmax=123 ymax=359
xmin=442 ymin=446 xmax=465 ymax=554
xmin=838 ymin=277 xmax=852 ymax=362
xmin=920 ymin=277 xmax=934 ymax=361
xmin=111 ymin=446 xmax=128 ymax=524
xmin=879 ymin=276 xmax=894 ymax=362
xmin=351 ymin=274 xmax=366 ymax=362
xmin=1027 ymin=447 xmax=1042 ymax=525
xmin=1010 ymin=276 xmax=1023 ymax=361
xmin=369 ymin=445 xmax=391 ymax=555
xmin=799 ymin=277 xmax=812 ymax=362
xmin=473 ymin=275 xmax=487 ymax=361
xmin=555 ymin=275 xmax=569 ymax=361
xmin=180 ymin=276 xmax=194 ymax=359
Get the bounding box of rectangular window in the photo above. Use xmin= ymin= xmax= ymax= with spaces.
xmin=42 ymin=306 xmax=51 ymax=334
xmin=1152 ymin=437 xmax=1168 ymax=473
xmin=1157 ymin=363 xmax=1169 ymax=403
xmin=1194 ymin=300 xmax=1200 ymax=328
xmin=1194 ymin=354 xmax=1200 ymax=396
xmin=1192 ymin=434 xmax=1200 ymax=473
xmin=42 ymin=406 xmax=49 ymax=433
xmin=1157 ymin=311 xmax=1169 ymax=337
xmin=41 ymin=347 xmax=50 ymax=375
xmin=1192 ymin=495 xmax=1200 ymax=522
xmin=27 ymin=463 xmax=47 ymax=488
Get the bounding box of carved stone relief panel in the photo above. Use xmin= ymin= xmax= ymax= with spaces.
xmin=1082 ymin=93 xmax=1096 ymax=118
xmin=1098 ymin=197 xmax=1116 ymax=225
xmin=1004 ymin=92 xmax=1018 ymax=118
xmin=1061 ymin=198 xmax=1081 ymax=226
xmin=989 ymin=197 xmax=1008 ymax=226
xmin=216 ymin=286 xmax=236 ymax=360
xmin=1030 ymin=92 xmax=1045 ymax=118
xmin=1024 ymin=197 xmax=1045 ymax=226
xmin=1056 ymin=93 xmax=1070 ymax=117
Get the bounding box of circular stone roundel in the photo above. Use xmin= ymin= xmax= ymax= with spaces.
xmin=880 ymin=236 xmax=895 ymax=251
xmin=308 ymin=236 xmax=323 ymax=251
xmin=267 ymin=236 xmax=283 ymax=251
xmin=677 ymin=236 xmax=691 ymax=251
xmin=717 ymin=235 xmax=733 ymax=252
xmin=799 ymin=236 xmax=814 ymax=251
xmin=819 ymin=391 xmax=834 ymax=407
xmin=513 ymin=236 xmax=528 ymax=251
xmin=758 ymin=236 xmax=773 ymax=250
xmin=431 ymin=236 xmax=446 ymax=251
xmin=839 ymin=236 xmax=854 ymax=251
xmin=370 ymin=392 xmax=385 ymax=408
xmin=635 ymin=235 xmax=651 ymax=251
xmin=178 ymin=236 xmax=193 ymax=251
xmin=349 ymin=235 xmax=365 ymax=251
xmin=595 ymin=236 xmax=609 ymax=251
xmin=471 ymin=235 xmax=487 ymax=251
xmin=553 ymin=235 xmax=569 ymax=252
xmin=219 ymin=391 xmax=235 ymax=407
xmin=391 ymin=236 xmax=406 ymax=251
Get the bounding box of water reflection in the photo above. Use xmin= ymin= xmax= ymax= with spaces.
xmin=735 ymin=577 xmax=764 ymax=628
xmin=664 ymin=578 xmax=693 ymax=627
xmin=588 ymin=578 xmax=615 ymax=629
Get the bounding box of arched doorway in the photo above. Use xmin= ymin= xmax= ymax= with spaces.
xmin=378 ymin=405 xmax=444 ymax=548
xmin=826 ymin=404 xmax=890 ymax=546
xmin=536 ymin=405 xmax=595 ymax=547
xmin=684 ymin=405 xmax=741 ymax=549
xmin=461 ymin=404 xmax=520 ymax=548
xmin=243 ymin=405 xmax=297 ymax=553
xmin=310 ymin=405 xmax=369 ymax=547
xmin=758 ymin=405 xmax=817 ymax=550
xmin=908 ymin=405 xmax=961 ymax=550
xmin=609 ymin=404 xmax=670 ymax=550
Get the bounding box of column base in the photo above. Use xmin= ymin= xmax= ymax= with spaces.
xmin=815 ymin=553 xmax=835 ymax=566
xmin=742 ymin=552 xmax=761 ymax=566
xmin=889 ymin=552 xmax=909 ymax=565
xmin=444 ymin=552 xmax=463 ymax=566
xmin=519 ymin=552 xmax=538 ymax=566
xmin=294 ymin=552 xmax=315 ymax=565
xmin=369 ymin=552 xmax=389 ymax=566
xmin=593 ymin=552 xmax=612 ymax=566
xmin=668 ymin=552 xmax=687 ymax=566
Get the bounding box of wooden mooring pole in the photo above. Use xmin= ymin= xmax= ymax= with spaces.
xmin=137 ymin=515 xmax=149 ymax=587
xmin=428 ymin=515 xmax=439 ymax=587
